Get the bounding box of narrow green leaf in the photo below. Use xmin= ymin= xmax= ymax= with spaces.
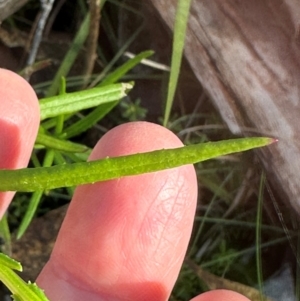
xmin=40 ymin=83 xmax=133 ymax=120
xmin=36 ymin=133 xmax=88 ymax=153
xmin=0 ymin=137 xmax=275 ymax=192
xmin=65 ymin=150 xmax=91 ymax=163
xmin=42 ymin=113 xmax=74 ymax=131
xmin=0 ymin=263 xmax=49 ymax=301
xmin=61 ymin=100 xmax=119 ymax=139
xmin=46 ymin=13 xmax=90 ymax=97
xmin=17 ymin=191 xmax=43 ymax=239
xmin=59 ymin=77 xmax=67 ymax=95
xmin=0 ymin=215 xmax=11 ymax=255
xmin=163 ymin=0 xmax=192 ymax=127
xmin=0 ymin=253 xmax=22 ymax=271
xmin=17 ymin=149 xmax=56 ymax=239
xmin=98 ymin=50 xmax=154 ymax=87
xmin=53 ymin=151 xmax=75 ymax=196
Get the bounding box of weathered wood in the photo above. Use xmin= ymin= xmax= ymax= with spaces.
xmin=150 ymin=0 xmax=300 ymax=213
xmin=0 ymin=0 xmax=29 ymax=22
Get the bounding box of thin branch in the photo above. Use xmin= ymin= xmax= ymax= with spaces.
xmin=82 ymin=0 xmax=101 ymax=87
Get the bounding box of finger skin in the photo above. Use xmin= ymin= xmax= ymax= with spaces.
xmin=191 ymin=290 xmax=251 ymax=301
xmin=37 ymin=121 xmax=198 ymax=301
xmin=0 ymin=69 xmax=40 ymax=218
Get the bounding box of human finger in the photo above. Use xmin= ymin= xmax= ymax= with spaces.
xmin=190 ymin=290 xmax=251 ymax=301
xmin=0 ymin=69 xmax=39 ymax=218
xmin=37 ymin=121 xmax=198 ymax=301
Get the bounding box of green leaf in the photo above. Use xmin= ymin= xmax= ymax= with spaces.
xmin=0 ymin=137 xmax=274 ymax=192
xmin=0 ymin=214 xmax=11 ymax=255
xmin=16 ymin=148 xmax=61 ymax=239
xmin=0 ymin=255 xmax=49 ymax=301
xmin=98 ymin=50 xmax=154 ymax=87
xmin=39 ymin=82 xmax=133 ymax=120
xmin=46 ymin=13 xmax=90 ymax=97
xmin=16 ymin=191 xmax=44 ymax=239
xmin=163 ymin=0 xmax=193 ymax=126
xmin=0 ymin=253 xmax=22 ymax=271
xmin=61 ymin=100 xmax=119 ymax=139
xmin=36 ymin=132 xmax=88 ymax=153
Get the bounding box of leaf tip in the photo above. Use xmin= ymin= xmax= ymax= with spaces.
xmin=268 ymin=138 xmax=279 ymax=145
xmin=122 ymin=82 xmax=134 ymax=95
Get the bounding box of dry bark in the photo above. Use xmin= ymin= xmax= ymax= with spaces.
xmin=150 ymin=0 xmax=300 ymax=213
xmin=0 ymin=0 xmax=29 ymax=22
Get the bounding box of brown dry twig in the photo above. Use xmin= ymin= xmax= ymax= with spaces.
xmin=82 ymin=0 xmax=102 ymax=87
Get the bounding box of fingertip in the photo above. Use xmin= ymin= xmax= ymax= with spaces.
xmin=89 ymin=121 xmax=185 ymax=159
xmin=191 ymin=290 xmax=251 ymax=301
xmin=0 ymin=69 xmax=40 ymax=217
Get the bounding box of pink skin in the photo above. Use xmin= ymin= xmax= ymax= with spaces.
xmin=0 ymin=69 xmax=40 ymax=218
xmin=0 ymin=68 xmax=251 ymax=301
